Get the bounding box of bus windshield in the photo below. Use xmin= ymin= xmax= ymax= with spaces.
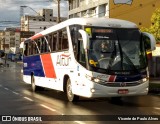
xmin=88 ymin=28 xmax=147 ymax=72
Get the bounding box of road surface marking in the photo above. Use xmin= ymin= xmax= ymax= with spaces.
xmin=40 ymin=104 xmax=56 ymax=112
xmin=74 ymin=121 xmax=86 ymax=124
xmin=12 ymin=91 xmax=19 ymax=95
xmin=154 ymin=107 xmax=160 ymax=110
xmin=24 ymin=97 xmax=34 ymax=102
xmin=0 ymin=84 xmax=2 ymax=87
xmin=4 ymin=87 xmax=9 ymax=90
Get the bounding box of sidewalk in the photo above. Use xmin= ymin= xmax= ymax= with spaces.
xmin=1 ymin=59 xmax=22 ymax=69
xmin=150 ymin=77 xmax=160 ymax=84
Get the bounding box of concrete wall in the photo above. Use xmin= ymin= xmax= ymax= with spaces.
xmin=109 ymin=0 xmax=160 ymax=28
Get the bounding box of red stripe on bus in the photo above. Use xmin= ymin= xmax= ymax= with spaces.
xmin=108 ymin=75 xmax=116 ymax=82
xmin=61 ymin=54 xmax=70 ymax=57
xmin=41 ymin=54 xmax=57 ymax=78
xmin=31 ymin=34 xmax=43 ymax=40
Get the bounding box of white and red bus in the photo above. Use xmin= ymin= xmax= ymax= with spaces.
xmin=23 ymin=18 xmax=156 ymax=102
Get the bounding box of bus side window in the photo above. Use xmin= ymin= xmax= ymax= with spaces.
xmin=78 ymin=39 xmax=86 ymax=67
xmin=41 ymin=38 xmax=45 ymax=53
xmin=36 ymin=39 xmax=41 ymax=54
xmin=44 ymin=36 xmax=51 ymax=52
xmin=33 ymin=40 xmax=39 ymax=54
xmin=62 ymin=30 xmax=69 ymax=50
xmin=48 ymin=34 xmax=53 ymax=51
xmin=56 ymin=28 xmax=68 ymax=51
xmin=31 ymin=41 xmax=34 ymax=55
xmin=24 ymin=43 xmax=28 ymax=56
xmin=70 ymin=27 xmax=76 ymax=51
xmin=28 ymin=41 xmax=35 ymax=56
xmin=49 ymin=33 xmax=57 ymax=52
xmin=52 ymin=34 xmax=57 ymax=51
xmin=57 ymin=31 xmax=62 ymax=50
xmin=70 ymin=25 xmax=82 ymax=59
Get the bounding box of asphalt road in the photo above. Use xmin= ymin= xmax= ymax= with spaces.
xmin=0 ymin=62 xmax=160 ymax=124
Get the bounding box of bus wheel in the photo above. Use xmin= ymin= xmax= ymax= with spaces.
xmin=31 ymin=75 xmax=36 ymax=92
xmin=66 ymin=78 xmax=79 ymax=102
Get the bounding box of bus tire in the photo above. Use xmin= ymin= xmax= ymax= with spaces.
xmin=66 ymin=78 xmax=79 ymax=102
xmin=31 ymin=75 xmax=36 ymax=92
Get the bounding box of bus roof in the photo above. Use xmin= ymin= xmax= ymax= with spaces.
xmin=30 ymin=18 xmax=138 ymax=40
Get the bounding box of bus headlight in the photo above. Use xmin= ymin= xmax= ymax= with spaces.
xmin=142 ymin=78 xmax=147 ymax=82
xmin=85 ymin=75 xmax=101 ymax=83
xmin=140 ymin=77 xmax=149 ymax=83
xmin=93 ymin=78 xmax=100 ymax=83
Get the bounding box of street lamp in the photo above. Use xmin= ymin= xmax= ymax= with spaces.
xmin=20 ymin=5 xmax=40 ymax=17
xmin=20 ymin=6 xmax=43 ymax=31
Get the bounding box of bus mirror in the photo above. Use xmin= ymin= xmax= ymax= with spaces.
xmin=142 ymin=32 xmax=156 ymax=51
xmin=78 ymin=29 xmax=89 ymax=49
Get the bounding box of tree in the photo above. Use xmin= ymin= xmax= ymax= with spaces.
xmin=141 ymin=8 xmax=160 ymax=43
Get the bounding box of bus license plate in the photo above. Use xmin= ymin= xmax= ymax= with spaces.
xmin=118 ymin=89 xmax=129 ymax=94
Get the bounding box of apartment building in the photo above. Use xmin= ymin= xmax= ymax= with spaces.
xmin=0 ymin=31 xmax=4 ymax=50
xmin=69 ymin=0 xmax=109 ymax=18
xmin=69 ymin=0 xmax=160 ymax=28
xmin=0 ymin=28 xmax=20 ymax=53
xmin=21 ymin=9 xmax=67 ymax=34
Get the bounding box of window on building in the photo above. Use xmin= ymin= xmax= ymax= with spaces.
xmin=69 ymin=1 xmax=73 ymax=10
xmin=77 ymin=0 xmax=80 ymax=7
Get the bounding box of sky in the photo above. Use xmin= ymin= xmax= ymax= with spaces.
xmin=0 ymin=0 xmax=68 ymax=29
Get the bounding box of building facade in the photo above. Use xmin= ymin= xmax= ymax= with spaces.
xmin=69 ymin=0 xmax=160 ymax=28
xmin=69 ymin=0 xmax=109 ymax=18
xmin=0 ymin=28 xmax=20 ymax=53
xmin=0 ymin=31 xmax=4 ymax=50
xmin=21 ymin=9 xmax=67 ymax=34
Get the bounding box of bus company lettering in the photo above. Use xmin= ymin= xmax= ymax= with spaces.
xmin=56 ymin=54 xmax=71 ymax=66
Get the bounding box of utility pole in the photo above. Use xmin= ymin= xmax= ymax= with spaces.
xmin=57 ymin=0 xmax=60 ymax=23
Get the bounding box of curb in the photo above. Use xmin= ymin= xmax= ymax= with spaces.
xmin=149 ymin=83 xmax=160 ymax=94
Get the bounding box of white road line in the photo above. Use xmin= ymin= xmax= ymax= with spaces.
xmin=40 ymin=104 xmax=56 ymax=112
xmin=74 ymin=121 xmax=86 ymax=124
xmin=154 ymin=107 xmax=160 ymax=110
xmin=24 ymin=97 xmax=34 ymax=102
xmin=12 ymin=91 xmax=19 ymax=95
xmin=4 ymin=87 xmax=9 ymax=90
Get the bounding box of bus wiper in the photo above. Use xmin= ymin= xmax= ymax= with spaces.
xmin=107 ymin=42 xmax=117 ymax=70
xmin=114 ymin=31 xmax=138 ymax=71
xmin=122 ymin=51 xmax=138 ymax=71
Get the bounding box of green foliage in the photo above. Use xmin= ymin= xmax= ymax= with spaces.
xmin=140 ymin=8 xmax=160 ymax=43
